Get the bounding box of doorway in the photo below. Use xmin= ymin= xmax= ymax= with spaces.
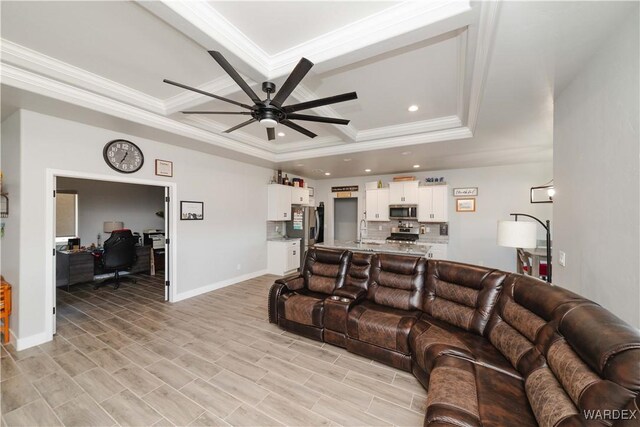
xmin=46 ymin=169 xmax=177 ymax=339
xmin=334 ymin=197 xmax=358 ymax=241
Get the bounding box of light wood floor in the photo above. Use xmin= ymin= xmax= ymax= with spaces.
xmin=1 ymin=274 xmax=426 ymax=426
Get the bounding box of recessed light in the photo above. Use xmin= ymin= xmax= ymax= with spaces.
xmin=278 ymin=132 xmax=285 ymax=137
xmin=296 ymin=163 xmax=304 ymax=167
xmin=324 ymin=172 xmax=331 ymax=176
xmin=413 ymin=164 xmax=420 ymax=168
xmin=343 ymin=158 xmax=352 ymax=162
xmin=408 ymin=105 xmax=419 ymax=112
xmin=365 ymin=169 xmax=372 ymax=172
xmin=401 ymin=151 xmax=411 ymax=156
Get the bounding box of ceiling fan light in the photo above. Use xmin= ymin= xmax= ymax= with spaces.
xmin=260 ymin=118 xmax=278 ymax=128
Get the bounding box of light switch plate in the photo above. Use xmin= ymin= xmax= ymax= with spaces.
xmin=559 ymin=251 xmax=566 ymax=267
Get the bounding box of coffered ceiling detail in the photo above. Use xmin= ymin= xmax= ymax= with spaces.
xmin=0 ymin=0 xmax=500 ymax=164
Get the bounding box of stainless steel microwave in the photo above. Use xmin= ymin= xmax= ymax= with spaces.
xmin=389 ymin=205 xmax=417 ymax=220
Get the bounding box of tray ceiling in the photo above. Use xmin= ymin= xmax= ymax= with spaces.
xmin=1 ymin=0 xmax=636 ymax=176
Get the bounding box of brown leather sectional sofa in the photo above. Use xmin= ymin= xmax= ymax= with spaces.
xmin=268 ymin=248 xmax=640 ymax=427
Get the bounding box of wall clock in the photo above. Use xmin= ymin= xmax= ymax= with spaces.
xmin=103 ymin=139 xmax=144 ymax=173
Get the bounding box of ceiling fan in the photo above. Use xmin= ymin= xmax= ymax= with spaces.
xmin=164 ymin=51 xmax=357 ymax=141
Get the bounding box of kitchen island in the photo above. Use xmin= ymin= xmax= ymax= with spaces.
xmin=314 ymin=240 xmax=431 ymax=256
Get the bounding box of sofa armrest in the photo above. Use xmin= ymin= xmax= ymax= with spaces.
xmin=275 ymin=274 xmax=304 ymax=291
xmin=333 ymin=285 xmax=366 ymax=300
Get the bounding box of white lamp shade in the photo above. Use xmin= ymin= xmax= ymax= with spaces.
xmin=497 ymin=220 xmax=537 ymax=248
xmin=103 ymin=221 xmax=124 ymax=233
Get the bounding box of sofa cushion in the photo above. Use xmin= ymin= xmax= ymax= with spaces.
xmin=347 ymin=300 xmax=420 ymax=354
xmin=425 ymin=356 xmax=537 ymax=427
xmin=367 ymin=254 xmax=426 ymax=311
xmin=279 ymin=291 xmax=325 ymax=327
xmin=303 ymin=248 xmax=351 ymax=294
xmin=423 ymin=260 xmax=506 ymax=335
xmin=344 ymin=252 xmax=375 ymax=290
xmin=410 ymin=315 xmax=519 ymax=379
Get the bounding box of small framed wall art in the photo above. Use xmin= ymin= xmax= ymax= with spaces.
xmin=155 ymin=159 xmax=173 ymax=177
xmin=453 ymin=187 xmax=478 ymax=197
xmin=456 ymin=198 xmax=476 ymax=212
xmin=181 ymin=201 xmax=204 ymax=220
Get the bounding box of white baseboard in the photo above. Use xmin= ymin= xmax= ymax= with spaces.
xmin=12 ymin=329 xmax=52 ymax=351
xmin=173 ymin=269 xmax=269 ymax=302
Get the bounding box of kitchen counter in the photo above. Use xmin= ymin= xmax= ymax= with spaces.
xmin=267 ymin=237 xmax=301 ymax=242
xmin=314 ymin=240 xmax=431 ymax=256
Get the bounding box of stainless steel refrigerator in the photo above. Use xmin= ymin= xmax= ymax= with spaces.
xmin=286 ymin=205 xmax=323 ymax=269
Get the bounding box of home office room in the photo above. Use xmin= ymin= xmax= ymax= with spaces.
xmin=54 ymin=174 xmax=170 ymax=329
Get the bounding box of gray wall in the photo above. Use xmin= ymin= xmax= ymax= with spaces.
xmin=315 ymin=162 xmax=553 ymax=272
xmin=553 ymin=13 xmax=639 ymax=328
xmin=56 ymin=177 xmax=165 ymax=246
xmin=2 ymin=109 xmax=275 ymax=347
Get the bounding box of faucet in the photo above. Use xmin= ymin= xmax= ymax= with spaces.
xmin=359 ymin=217 xmax=368 ymax=242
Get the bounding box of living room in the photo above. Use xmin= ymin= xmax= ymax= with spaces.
xmin=0 ymin=1 xmax=638 ymax=426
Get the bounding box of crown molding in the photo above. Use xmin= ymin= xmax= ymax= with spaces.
xmin=140 ymin=0 xmax=473 ymax=80
xmin=274 ymin=126 xmax=473 ymax=162
xmin=465 ymin=1 xmax=501 ymax=132
xmin=357 ymin=115 xmax=462 ymax=143
xmin=269 ymin=1 xmax=473 ymax=77
xmin=1 ymin=63 xmax=275 ymax=161
xmin=0 ymin=38 xmax=165 ymax=114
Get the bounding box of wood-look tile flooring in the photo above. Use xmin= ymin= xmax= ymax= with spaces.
xmin=1 ymin=274 xmax=427 ymax=426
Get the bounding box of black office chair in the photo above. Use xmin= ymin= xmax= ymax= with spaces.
xmin=94 ymin=229 xmax=137 ymax=290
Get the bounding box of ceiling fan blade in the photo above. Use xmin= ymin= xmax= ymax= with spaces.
xmin=181 ymin=111 xmax=251 ymax=115
xmin=208 ymin=51 xmax=262 ymax=104
xmin=163 ymin=79 xmax=252 ymax=109
xmin=271 ymin=58 xmax=314 ymax=107
xmin=223 ymin=118 xmax=257 ymax=133
xmin=267 ymin=128 xmax=275 ymax=141
xmin=281 ymin=120 xmax=317 ymax=139
xmin=284 ymin=92 xmax=358 ymax=113
xmin=287 ymin=113 xmax=350 ymax=125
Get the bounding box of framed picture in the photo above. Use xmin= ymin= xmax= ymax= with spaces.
xmin=181 ymin=201 xmax=204 ymax=220
xmin=456 ymin=198 xmax=476 ymax=212
xmin=155 ymin=159 xmax=173 ymax=177
xmin=453 ymin=187 xmax=478 ymax=197
xmin=308 ymin=187 xmax=315 ymax=197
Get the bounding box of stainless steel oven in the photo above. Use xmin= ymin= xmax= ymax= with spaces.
xmin=389 ymin=205 xmax=417 ymax=220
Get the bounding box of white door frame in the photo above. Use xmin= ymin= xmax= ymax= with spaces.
xmin=45 ymin=168 xmax=178 ymax=340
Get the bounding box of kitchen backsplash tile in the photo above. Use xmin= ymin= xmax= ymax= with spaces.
xmin=364 ymin=220 xmax=449 ymax=243
xmin=267 ymin=221 xmax=287 ymax=239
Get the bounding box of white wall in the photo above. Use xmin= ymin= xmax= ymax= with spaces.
xmin=0 ymin=111 xmax=22 ymax=340
xmin=553 ymin=13 xmax=639 ymax=328
xmin=56 ymin=178 xmax=165 ymax=245
xmin=315 ymin=162 xmax=553 ymax=272
xmin=3 ymin=109 xmax=276 ymax=348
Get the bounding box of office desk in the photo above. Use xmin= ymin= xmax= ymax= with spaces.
xmin=56 ymin=245 xmax=152 ymax=288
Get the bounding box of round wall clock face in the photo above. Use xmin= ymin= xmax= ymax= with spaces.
xmin=103 ymin=139 xmax=144 ymax=173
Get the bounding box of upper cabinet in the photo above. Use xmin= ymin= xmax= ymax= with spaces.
xmin=291 ymin=186 xmax=310 ymax=205
xmin=389 ymin=181 xmax=419 ymax=205
xmin=418 ymin=185 xmax=448 ymax=222
xmin=267 ymin=184 xmax=292 ymax=221
xmin=366 ymin=188 xmax=390 ymax=221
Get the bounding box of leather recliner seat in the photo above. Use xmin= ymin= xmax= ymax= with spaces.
xmin=269 ymin=250 xmax=640 ymax=427
xmin=268 ymin=247 xmax=351 ymax=340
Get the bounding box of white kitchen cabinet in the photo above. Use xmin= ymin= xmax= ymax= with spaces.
xmin=389 ymin=181 xmax=419 ymax=204
xmin=267 ymin=184 xmax=292 ymax=221
xmin=268 ymin=239 xmax=301 ymax=275
xmin=365 ymin=188 xmax=389 ymax=221
xmin=418 ymin=185 xmax=448 ymax=222
xmin=291 ymin=186 xmax=310 ymax=205
xmin=426 ymin=243 xmax=448 ymax=260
